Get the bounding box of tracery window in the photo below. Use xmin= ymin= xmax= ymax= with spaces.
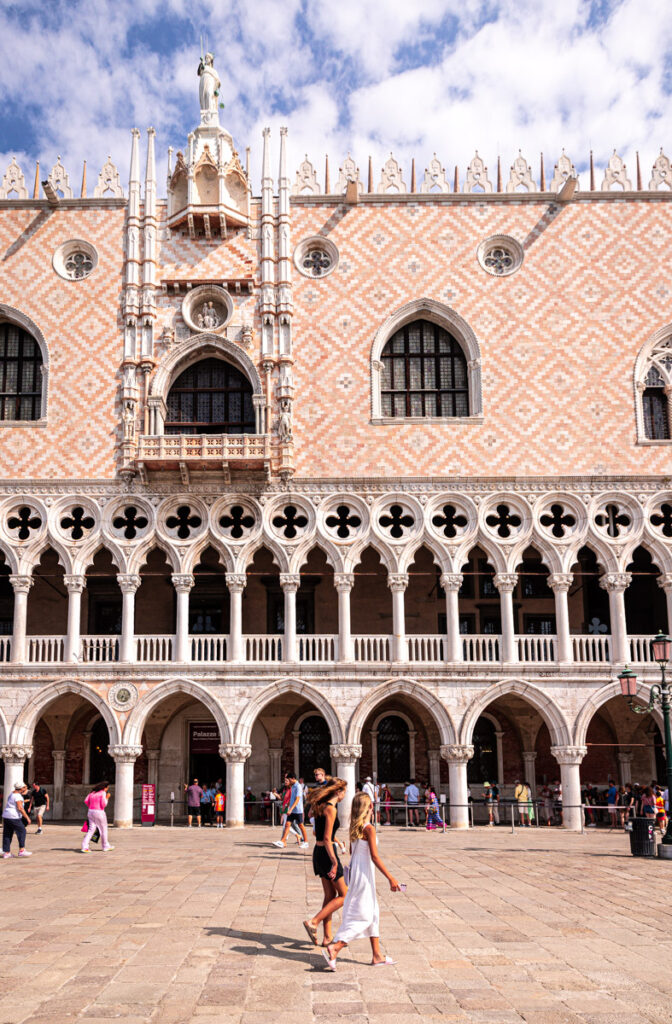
xmin=636 ymin=336 xmax=672 ymax=441
xmin=380 ymin=319 xmax=468 ymax=418
xmin=299 ymin=716 xmax=331 ymax=778
xmin=0 ymin=321 xmax=43 ymax=421
xmin=165 ymin=357 xmax=255 ymax=435
xmin=643 ymin=367 xmax=669 ymax=440
xmin=376 ymin=715 xmax=410 ymax=783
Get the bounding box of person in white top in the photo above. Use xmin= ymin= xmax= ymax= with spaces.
xmin=322 ymin=792 xmax=401 ymax=970
xmin=2 ymin=782 xmax=32 ymax=858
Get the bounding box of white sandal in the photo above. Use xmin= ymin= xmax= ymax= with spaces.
xmin=373 ymin=955 xmax=397 ymax=966
xmin=321 ymin=948 xmax=337 ymax=971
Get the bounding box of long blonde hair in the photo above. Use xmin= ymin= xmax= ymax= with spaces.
xmin=306 ymin=776 xmax=346 ymax=816
xmin=349 ymin=792 xmax=373 ymax=842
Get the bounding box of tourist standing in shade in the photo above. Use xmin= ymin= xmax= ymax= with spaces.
xmin=81 ymin=781 xmax=114 ymax=853
xmin=2 ymin=782 xmax=32 ymax=858
xmin=184 ymin=778 xmax=205 ymax=827
xmin=302 ymin=777 xmax=348 ymax=947
xmin=404 ymin=779 xmax=420 ymax=827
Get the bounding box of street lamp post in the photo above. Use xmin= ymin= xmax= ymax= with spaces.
xmin=618 ymin=630 xmax=672 ymax=849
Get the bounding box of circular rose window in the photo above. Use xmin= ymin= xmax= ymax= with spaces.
xmin=294 ymin=236 xmax=339 ymax=279
xmin=477 ymin=235 xmax=523 ymax=277
xmin=53 ymin=239 xmax=98 ymax=281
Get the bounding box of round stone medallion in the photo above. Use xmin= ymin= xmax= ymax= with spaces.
xmin=108 ymin=682 xmax=139 ymax=711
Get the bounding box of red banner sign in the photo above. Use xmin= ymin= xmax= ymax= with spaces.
xmin=190 ymin=722 xmax=220 ymax=754
xmin=141 ymin=783 xmax=156 ymax=826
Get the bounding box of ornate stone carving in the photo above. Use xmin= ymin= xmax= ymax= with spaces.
xmin=0 ymin=744 xmax=34 ymax=763
xmin=333 ymin=572 xmax=355 ymax=592
xmin=279 ymin=573 xmax=301 ymax=592
xmin=547 ymin=573 xmax=573 ymax=593
xmin=329 ymin=744 xmax=362 ymax=763
xmin=93 ymin=156 xmax=124 ymax=198
xmin=171 ymin=573 xmax=195 ymax=592
xmin=225 ymin=573 xmax=247 ymax=592
xmin=292 ymin=155 xmax=320 ymax=195
xmin=219 ymin=743 xmax=252 ymax=763
xmin=549 ymin=151 xmax=577 ymax=192
xmin=464 ymin=152 xmax=493 ymax=193
xmin=197 ymin=52 xmax=221 ymax=125
xmin=440 ymin=744 xmax=475 ymax=763
xmin=550 ymin=745 xmax=587 ymax=765
xmin=657 ymin=572 xmax=672 ymax=592
xmin=9 ymin=575 xmax=34 ymax=594
xmin=108 ymin=744 xmax=143 ymax=763
xmin=47 ymin=156 xmax=73 ymax=199
xmin=506 ymin=152 xmax=536 ymax=192
xmin=117 ymin=574 xmax=141 ymax=593
xmin=421 ymin=154 xmax=451 ymax=194
xmin=0 ymin=157 xmax=28 ymax=199
xmin=387 ymin=573 xmax=409 ymax=592
xmin=599 ymin=573 xmax=632 ymax=593
xmin=440 ymin=573 xmax=464 ymax=592
xmin=493 ymin=573 xmax=518 ymax=593
xmin=108 ymin=683 xmax=139 ymax=711
xmin=277 ymin=397 xmax=292 ymax=442
xmin=335 ymin=154 xmax=363 ymax=195
xmin=601 ymin=151 xmax=631 ymax=191
xmin=649 ymin=149 xmax=672 ymax=190
xmin=64 ymin=574 xmax=86 ymax=593
xmin=377 ymin=154 xmax=407 ymax=194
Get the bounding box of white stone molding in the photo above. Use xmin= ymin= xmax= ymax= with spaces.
xmin=547 ymin=573 xmax=573 ymax=593
xmin=0 ymin=304 xmax=49 ymax=421
xmin=211 ymin=496 xmax=261 ymax=545
xmin=225 ymin=573 xmax=247 ymax=593
xmin=372 ymin=494 xmax=423 ymax=548
xmin=235 ymin=678 xmax=345 ymax=746
xmin=506 ymin=152 xmax=536 ymax=192
xmin=549 ymin=151 xmax=577 ymax=192
xmin=370 ymin=299 xmax=483 ymax=420
xmin=421 ymin=154 xmax=451 ymax=194
xmin=601 ymin=151 xmax=631 ymax=190
xmin=1 ymin=744 xmax=34 ymax=763
xmin=464 ymin=152 xmax=493 ymax=193
xmin=318 ymin=493 xmax=369 ymax=546
xmin=377 ymin=154 xmax=407 ymax=194
xmin=117 ymin=574 xmax=141 ymax=594
xmin=46 ymin=156 xmax=73 ymax=199
xmin=9 ymin=574 xmax=34 ymax=594
xmin=171 ymin=573 xmax=195 ymax=592
xmin=440 ymin=744 xmax=474 ymax=763
xmin=549 ymin=745 xmax=587 ymax=765
xmin=292 ymin=155 xmax=320 ymax=195
xmin=279 ymin=572 xmax=301 ymax=592
xmin=266 ymin=493 xmax=315 ymax=545
xmin=121 ymin=678 xmax=232 ymax=746
xmin=440 ymin=573 xmax=464 ymax=592
xmin=387 ymin=572 xmax=409 ymax=592
xmin=649 ymin=149 xmax=672 ymax=190
xmin=335 ymin=154 xmax=363 ymax=196
xmin=63 ymin=573 xmax=86 ymax=593
xmin=157 ymin=496 xmax=208 ymax=546
xmin=590 ymin=492 xmax=640 ymax=544
xmin=219 ymin=744 xmax=252 ymax=763
xmin=480 ymin=492 xmax=531 ymax=545
xmin=108 ymin=744 xmax=143 ymax=763
xmin=598 ymin=572 xmax=632 ymax=593
xmin=93 ymin=156 xmax=124 ymax=198
xmin=493 ymin=572 xmax=518 ymax=593
xmin=333 ymin=572 xmax=355 ymax=592
xmin=0 ymin=157 xmax=28 ymax=199
xmin=426 ymin=493 xmax=477 ymax=548
xmin=657 ymin=572 xmax=672 ymax=592
xmin=329 ymin=743 xmax=362 ymax=764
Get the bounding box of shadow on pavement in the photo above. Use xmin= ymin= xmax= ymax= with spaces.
xmin=205 ymin=926 xmax=324 ymax=967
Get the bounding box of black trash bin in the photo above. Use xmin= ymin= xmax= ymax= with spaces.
xmin=629 ymin=817 xmax=656 ymax=857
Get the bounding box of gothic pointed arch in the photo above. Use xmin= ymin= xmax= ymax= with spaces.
xmin=0 ymin=303 xmax=50 ymax=422
xmin=11 ymin=680 xmax=122 ymax=746
xmin=370 ymin=299 xmax=482 ymax=421
xmin=634 ymin=324 xmax=672 ymax=442
xmin=347 ymin=678 xmax=457 ymax=746
xmin=122 ymin=678 xmax=232 ymax=746
xmin=574 ymin=680 xmax=664 ymax=747
xmin=234 ymin=678 xmax=344 ymax=746
xmin=459 ymin=679 xmax=572 ymax=747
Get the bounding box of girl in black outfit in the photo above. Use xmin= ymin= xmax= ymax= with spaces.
xmin=302 ymin=777 xmax=348 ymax=948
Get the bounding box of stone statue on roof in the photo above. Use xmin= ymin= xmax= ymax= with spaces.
xmin=198 ymin=52 xmax=221 ymax=124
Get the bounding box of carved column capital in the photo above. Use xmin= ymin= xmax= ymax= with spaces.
xmin=657 ymin=573 xmax=672 ymax=592
xmin=440 ymin=573 xmax=463 ymax=592
xmin=440 ymin=744 xmax=474 ymax=764
xmin=599 ymin=573 xmax=631 ymax=593
xmin=171 ymin=573 xmax=195 ymax=593
xmin=547 ymin=573 xmax=573 ymax=593
xmin=51 ymin=749 xmax=67 ymax=763
xmin=1 ymin=744 xmax=34 ymax=763
xmin=550 ymin=745 xmax=587 ymax=765
xmin=333 ymin=573 xmax=355 ymax=593
xmin=329 ymin=743 xmax=362 ymax=764
xmin=117 ymin=573 xmax=141 ymax=594
xmin=219 ymin=743 xmax=252 ymax=763
xmin=617 ymin=751 xmax=634 ymax=765
xmin=146 ymin=748 xmax=161 ymax=761
xmin=9 ymin=575 xmax=33 ymax=594
xmin=279 ymin=573 xmax=301 ymax=593
xmin=108 ymin=744 xmax=143 ymax=764
xmin=493 ymin=573 xmax=518 ymax=593
xmin=387 ymin=573 xmax=409 ymax=593
xmin=522 ymin=750 xmax=537 ymax=762
xmin=63 ymin=574 xmax=87 ymax=593
xmin=225 ymin=573 xmax=247 ymax=593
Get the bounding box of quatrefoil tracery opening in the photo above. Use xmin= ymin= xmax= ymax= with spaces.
xmin=485 ymin=504 xmax=521 ymax=538
xmin=325 ymin=505 xmax=362 ymax=539
xmin=8 ymin=506 xmax=42 ymax=540
xmin=595 ymin=503 xmax=630 ymax=538
xmin=112 ymin=507 xmax=149 ymax=540
xmin=219 ymin=505 xmax=255 ymax=539
xmin=165 ymin=505 xmax=202 ymax=540
xmin=272 ymin=505 xmax=308 ymax=539
xmin=379 ymin=504 xmax=415 ymax=539
xmin=60 ymin=506 xmax=95 ymax=540
xmin=651 ymin=503 xmax=672 ymax=538
xmin=432 ymin=504 xmax=468 ymax=538
xmin=539 ymin=503 xmax=576 ymax=538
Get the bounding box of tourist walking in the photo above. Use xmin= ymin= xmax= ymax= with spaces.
xmin=404 ymin=779 xmax=420 ymax=827
xmin=425 ymin=787 xmax=444 ymax=830
xmin=322 ymin=792 xmax=401 ymax=970
xmin=272 ymin=772 xmax=309 ymax=848
xmin=27 ymin=781 xmax=50 ymax=833
xmin=273 ymin=777 xmax=303 ymax=843
xmin=303 ymin=777 xmax=348 ymax=947
xmin=184 ymin=778 xmax=205 ymax=827
xmin=81 ymin=781 xmax=114 ymax=853
xmin=2 ymin=782 xmax=32 ymax=858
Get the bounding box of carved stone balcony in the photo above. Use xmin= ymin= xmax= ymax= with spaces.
xmin=136 ymin=433 xmax=271 ymax=482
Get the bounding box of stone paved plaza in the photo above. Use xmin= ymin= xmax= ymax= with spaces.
xmin=1 ymin=824 xmax=671 ymax=1024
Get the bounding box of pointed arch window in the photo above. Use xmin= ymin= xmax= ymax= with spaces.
xmin=635 ymin=332 xmax=672 ymax=442
xmin=0 ymin=321 xmax=44 ymax=421
xmin=643 ymin=366 xmax=670 ymax=440
xmin=165 ymin=357 xmax=255 ymax=435
xmin=380 ymin=320 xmax=468 ymax=418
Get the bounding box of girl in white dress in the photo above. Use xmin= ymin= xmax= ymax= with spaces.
xmin=323 ymin=793 xmax=401 ymax=970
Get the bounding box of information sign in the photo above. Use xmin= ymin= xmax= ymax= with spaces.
xmin=141 ymin=783 xmax=156 ymax=826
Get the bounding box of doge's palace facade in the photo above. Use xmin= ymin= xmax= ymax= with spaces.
xmin=0 ymin=61 xmax=670 ymax=830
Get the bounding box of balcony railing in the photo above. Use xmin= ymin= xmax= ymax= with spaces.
xmin=136 ymin=433 xmax=271 ymax=469
xmin=28 ymin=635 xmax=65 ymax=663
xmin=82 ymin=636 xmax=119 ymax=662
xmin=0 ymin=637 xmax=11 ymax=662
xmin=462 ymin=634 xmax=501 ymax=662
xmin=137 ymin=635 xmax=173 ymax=662
xmin=571 ymin=634 xmax=611 ymax=663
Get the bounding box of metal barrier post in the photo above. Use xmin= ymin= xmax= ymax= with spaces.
xmin=469 ymin=802 xmax=474 ymax=828
xmin=511 ymin=804 xmax=515 ymax=833
xmin=170 ymin=791 xmax=174 ymax=828
xmin=405 ymin=802 xmax=408 ymax=828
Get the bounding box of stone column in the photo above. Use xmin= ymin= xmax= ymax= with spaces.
xmin=388 ymin=573 xmax=409 ymax=663
xmin=117 ymin=574 xmax=140 ymax=663
xmin=441 ymin=744 xmax=474 ymax=829
xmin=225 ymin=574 xmax=247 ymax=662
xmin=522 ymin=751 xmax=538 ymax=798
xmin=279 ymin=574 xmax=300 ymax=663
xmin=268 ymin=747 xmax=283 ymax=790
xmin=146 ymin=748 xmax=160 ymax=788
xmin=427 ymin=749 xmax=441 ymax=793
xmin=599 ymin=573 xmax=631 ymax=664
xmin=330 ymin=744 xmax=362 ymax=834
xmin=51 ymin=749 xmax=67 ymax=819
xmin=1 ymin=744 xmax=33 ymax=793
xmin=334 ymin=573 xmax=355 ymax=662
xmin=220 ymin=744 xmax=252 ymax=828
xmin=9 ymin=575 xmax=33 ymax=664
xmin=617 ymin=751 xmax=634 ymax=786
xmin=494 ymin=729 xmax=505 ymax=786
xmin=550 ymin=745 xmax=587 ymax=832
xmin=494 ymin=573 xmax=518 ymax=664
xmin=657 ymin=573 xmax=672 ymax=634
xmin=440 ymin=574 xmax=464 ymax=663
xmin=109 ymin=745 xmax=143 ymax=828
xmin=548 ymin=573 xmax=573 ymax=664
xmin=81 ymin=731 xmax=92 ymax=786
xmin=171 ymin=574 xmax=194 ymax=663
xmin=64 ymin=575 xmax=86 ymax=663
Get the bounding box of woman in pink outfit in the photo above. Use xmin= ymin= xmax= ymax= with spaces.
xmin=81 ymin=781 xmax=114 ymax=852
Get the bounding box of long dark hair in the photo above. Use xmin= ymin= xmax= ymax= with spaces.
xmin=306 ymin=777 xmax=347 ymax=815
xmin=92 ymin=780 xmax=110 ymax=792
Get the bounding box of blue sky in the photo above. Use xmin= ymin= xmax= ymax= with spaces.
xmin=1 ymin=0 xmax=672 ymax=194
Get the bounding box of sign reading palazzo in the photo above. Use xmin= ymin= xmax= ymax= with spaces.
xmin=190 ymin=722 xmax=220 ymax=753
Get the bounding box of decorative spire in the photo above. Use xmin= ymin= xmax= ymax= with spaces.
xmin=81 ymin=160 xmax=87 ymax=198
xmin=453 ymin=165 xmax=459 ymax=192
xmin=589 ymin=150 xmax=595 ymax=191
xmin=33 ymin=161 xmax=39 ymax=199
xmin=245 ymin=146 xmax=250 ymax=179
xmin=324 ymin=154 xmax=330 ymax=193
xmin=636 ymin=151 xmax=642 ymax=191
xmin=129 ymin=127 xmax=140 ymax=186
xmin=145 ymin=127 xmax=156 ymax=190
xmin=496 ymin=155 xmax=502 ymax=192
xmin=367 ymin=156 xmax=373 ymax=193
xmin=166 ymin=146 xmax=173 ymax=188
xmin=540 ymin=153 xmax=545 ymax=192
xmin=410 ymin=158 xmax=416 ymax=193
